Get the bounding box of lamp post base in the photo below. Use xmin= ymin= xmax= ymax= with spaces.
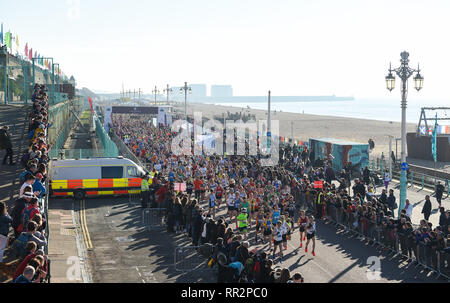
xmin=399 ymin=170 xmax=407 ymax=217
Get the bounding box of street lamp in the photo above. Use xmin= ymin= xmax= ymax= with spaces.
xmin=180 ymin=82 xmax=192 ymax=125
xmin=152 ymin=86 xmax=159 ymax=106
xmin=163 ymin=84 xmax=173 ymax=104
xmin=386 ymin=51 xmax=423 ymax=217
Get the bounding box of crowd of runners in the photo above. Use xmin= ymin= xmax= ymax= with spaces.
xmin=112 ymin=113 xmax=450 ymax=282
xmin=0 ymin=84 xmax=51 ymax=283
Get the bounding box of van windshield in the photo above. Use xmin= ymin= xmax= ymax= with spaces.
xmin=127 ymin=166 xmax=141 ymax=178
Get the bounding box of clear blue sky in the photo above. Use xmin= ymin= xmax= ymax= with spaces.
xmin=3 ymin=0 xmax=450 ymax=100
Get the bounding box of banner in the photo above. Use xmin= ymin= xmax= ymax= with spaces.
xmin=88 ymin=97 xmax=94 ymax=115
xmin=0 ymin=23 xmax=3 ymax=45
xmin=314 ymin=180 xmax=324 ymax=189
xmin=431 ymin=113 xmax=438 ymax=162
xmin=174 ymin=183 xmax=186 ymax=192
xmin=158 ymin=107 xmax=167 ymax=127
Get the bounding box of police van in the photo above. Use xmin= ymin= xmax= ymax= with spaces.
xmin=49 ymin=157 xmax=146 ymax=200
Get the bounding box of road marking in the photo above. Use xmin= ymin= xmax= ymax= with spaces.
xmin=80 ymin=200 xmax=93 ymax=250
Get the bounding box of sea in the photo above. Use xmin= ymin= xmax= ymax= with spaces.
xmin=209 ymin=97 xmax=450 ymax=124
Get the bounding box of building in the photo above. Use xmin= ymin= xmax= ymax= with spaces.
xmin=211 ymin=85 xmax=233 ymax=98
xmin=190 ymin=84 xmax=207 ymax=98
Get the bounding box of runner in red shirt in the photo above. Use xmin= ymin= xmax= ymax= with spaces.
xmin=194 ymin=178 xmax=203 ymax=201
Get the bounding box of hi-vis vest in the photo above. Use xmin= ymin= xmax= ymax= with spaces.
xmin=317 ymin=192 xmax=324 ymax=205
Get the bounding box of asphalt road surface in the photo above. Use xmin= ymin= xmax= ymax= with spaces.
xmin=68 ymin=195 xmax=448 ymax=283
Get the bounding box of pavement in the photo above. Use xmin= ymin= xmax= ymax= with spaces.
xmin=372 ymin=179 xmax=448 ymax=228
xmin=0 ymin=105 xmax=31 ymax=283
xmin=45 ymin=111 xmax=94 ymax=283
xmin=0 ymin=105 xmax=31 ymax=207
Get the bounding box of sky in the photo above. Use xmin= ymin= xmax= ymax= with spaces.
xmin=2 ymin=0 xmax=450 ymax=100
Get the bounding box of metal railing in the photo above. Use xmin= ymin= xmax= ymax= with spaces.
xmin=322 ymin=202 xmax=450 ymax=280
xmin=94 ymin=114 xmax=119 ymax=157
xmin=174 ymin=245 xmax=215 ymax=273
xmin=369 ymin=157 xmax=450 ymax=196
xmin=142 ymin=208 xmax=167 ymax=231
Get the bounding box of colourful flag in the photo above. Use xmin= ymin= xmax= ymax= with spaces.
xmin=25 ymin=43 xmax=28 ymax=58
xmin=15 ymin=34 xmax=19 ymax=50
xmin=431 ymin=113 xmax=438 ymax=162
xmin=5 ymin=31 xmax=11 ymax=48
xmin=0 ymin=23 xmax=3 ymax=45
xmin=34 ymin=51 xmax=37 ymax=60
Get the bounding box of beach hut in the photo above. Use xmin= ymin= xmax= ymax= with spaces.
xmin=308 ymin=138 xmax=370 ymax=172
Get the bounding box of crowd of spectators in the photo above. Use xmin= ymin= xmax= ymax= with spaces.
xmin=0 ymin=84 xmax=51 ymax=283
xmin=112 ymin=113 xmax=450 ymax=282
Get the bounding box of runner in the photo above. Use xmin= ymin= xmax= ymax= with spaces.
xmin=305 ymin=216 xmax=316 ymax=257
xmin=215 ymin=182 xmax=224 ymax=208
xmin=283 ymin=214 xmax=293 ymax=251
xmin=226 ymin=191 xmax=237 ymax=223
xmin=297 ymin=211 xmax=308 ymax=248
xmin=273 ymin=221 xmax=284 ymax=264
xmin=236 ymin=208 xmax=248 ymax=240
xmin=263 ymin=214 xmax=273 ymax=251
xmin=208 ymin=190 xmax=216 ymax=218
xmin=271 ymin=205 xmax=281 ymax=225
xmin=254 ymin=208 xmax=264 ymax=243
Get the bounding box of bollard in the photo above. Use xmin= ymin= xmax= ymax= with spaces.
xmin=421 ymin=174 xmax=425 ymax=190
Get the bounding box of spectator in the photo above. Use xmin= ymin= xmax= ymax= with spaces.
xmin=14 ymin=266 xmax=35 ymax=283
xmin=435 ymin=181 xmax=444 ymax=208
xmin=387 ymin=189 xmax=396 ymax=217
xmin=403 ymin=199 xmax=413 ymax=219
xmin=0 ymin=125 xmax=15 ymax=165
xmin=422 ymin=195 xmax=432 ymax=221
xmin=0 ymin=201 xmax=13 ymax=262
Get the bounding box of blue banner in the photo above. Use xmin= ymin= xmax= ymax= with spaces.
xmin=431 ymin=113 xmax=437 ymax=162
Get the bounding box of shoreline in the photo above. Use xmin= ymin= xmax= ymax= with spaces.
xmin=174 ymin=102 xmax=417 ymax=159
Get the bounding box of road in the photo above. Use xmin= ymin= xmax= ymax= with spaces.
xmin=69 ymin=193 xmax=448 ymax=283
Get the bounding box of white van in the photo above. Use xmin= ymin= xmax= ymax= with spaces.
xmin=49 ymin=156 xmax=146 ymax=200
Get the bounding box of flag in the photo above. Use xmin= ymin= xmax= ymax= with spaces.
xmin=88 ymin=97 xmax=94 ymax=114
xmin=15 ymin=34 xmax=19 ymax=50
xmin=29 ymin=48 xmax=32 ymax=60
xmin=0 ymin=23 xmax=3 ymax=45
xmin=25 ymin=43 xmax=28 ymax=58
xmin=431 ymin=113 xmax=438 ymax=162
xmin=5 ymin=31 xmax=11 ymax=48
xmin=438 ymin=125 xmax=449 ymax=134
xmin=34 ymin=51 xmax=37 ymax=60
xmin=419 ymin=126 xmax=426 ymax=135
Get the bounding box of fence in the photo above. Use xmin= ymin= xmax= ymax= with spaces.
xmin=142 ymin=208 xmax=167 ymax=231
xmin=48 ymin=97 xmax=86 ymax=159
xmin=94 ymin=114 xmax=119 ymax=157
xmin=322 ymin=202 xmax=450 ymax=280
xmin=369 ymin=157 xmax=450 ymax=197
xmin=0 ymin=50 xmax=70 ymax=106
xmin=174 ymin=245 xmax=214 ymax=273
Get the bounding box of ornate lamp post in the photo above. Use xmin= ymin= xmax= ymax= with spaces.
xmin=180 ymin=82 xmax=192 ymax=124
xmin=163 ymin=84 xmax=173 ymax=104
xmin=386 ymin=51 xmax=423 ymax=217
xmin=152 ymin=86 xmax=160 ymax=106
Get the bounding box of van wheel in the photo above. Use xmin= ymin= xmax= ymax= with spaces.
xmin=74 ymin=190 xmax=86 ymax=201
